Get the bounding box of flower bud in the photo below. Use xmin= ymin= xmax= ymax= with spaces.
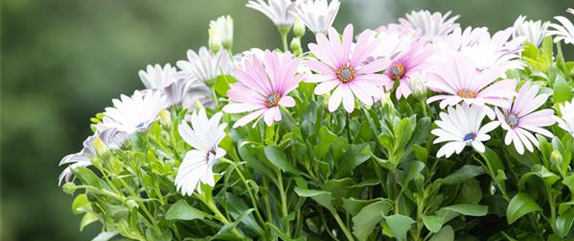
xmin=125 ymin=199 xmax=139 ymax=210
xmin=406 ymin=73 xmax=428 ymax=101
xmin=208 ymin=27 xmax=222 ymax=53
xmin=380 ymin=91 xmax=394 ymax=109
xmin=210 ymin=15 xmax=233 ymax=51
xmin=293 ymin=18 xmax=306 ymax=38
xmin=290 ymin=38 xmax=302 ymax=56
xmin=550 ymin=150 xmax=563 ymax=166
xmin=159 ymin=109 xmax=172 ymax=130
xmin=62 ymin=182 xmax=76 ymax=195
xmin=92 ymin=137 xmax=110 ymax=157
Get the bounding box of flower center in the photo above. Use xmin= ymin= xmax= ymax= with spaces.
xmin=206 ymin=147 xmax=217 ymax=163
xmin=457 ymin=88 xmax=477 ymax=98
xmin=136 ymin=122 xmax=145 ymax=129
xmin=387 ymin=62 xmax=406 ymax=81
xmin=336 ymin=66 xmax=356 ymax=83
xmin=463 ymin=132 xmax=476 ymax=142
xmin=264 ymin=92 xmax=281 ymax=108
xmin=505 ymin=113 xmax=519 ymax=128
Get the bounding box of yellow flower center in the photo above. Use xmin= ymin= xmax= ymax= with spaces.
xmin=264 ymin=92 xmax=281 ymax=108
xmin=336 ymin=66 xmax=356 ymax=83
xmin=457 ymin=88 xmax=477 ymax=98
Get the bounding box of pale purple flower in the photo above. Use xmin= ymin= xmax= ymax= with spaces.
xmin=399 ymin=10 xmax=460 ymax=42
xmin=495 ymin=82 xmax=554 ymax=154
xmin=176 ymin=109 xmax=226 ymax=195
xmin=462 ymin=27 xmax=525 ymax=71
xmin=426 ymin=53 xmax=517 ymax=117
xmin=246 ymin=0 xmax=297 ymax=27
xmin=223 ymin=50 xmax=302 ymax=127
xmin=101 ymin=90 xmax=169 ymax=134
xmin=176 ymin=47 xmax=231 ymax=85
xmin=306 ymin=24 xmax=390 ymax=113
xmin=513 ymin=15 xmax=549 ymax=47
xmin=291 ymin=0 xmax=340 ymax=34
xmin=432 ymin=104 xmax=500 ymax=158
xmin=548 ymin=8 xmax=574 ymax=45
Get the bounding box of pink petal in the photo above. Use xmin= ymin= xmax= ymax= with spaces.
xmin=328 ymin=85 xmax=344 ymax=112
xmin=223 ymin=103 xmax=263 ymax=113
xmin=279 ymin=96 xmax=296 ymax=107
xmin=314 ymin=80 xmax=339 ymax=95
xmin=342 ymin=85 xmax=355 ymax=113
xmin=233 ymin=109 xmax=265 ymax=128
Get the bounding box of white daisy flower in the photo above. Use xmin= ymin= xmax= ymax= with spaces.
xmin=175 ymin=109 xmax=227 ymax=196
xmin=59 ymin=128 xmax=128 ymax=185
xmin=513 ymin=15 xmax=549 ymax=47
xmin=554 ymin=99 xmax=574 ymax=136
xmin=210 ymin=15 xmax=233 ymax=49
xmin=291 ymin=0 xmax=340 ymax=34
xmin=138 ymin=64 xmax=178 ymax=89
xmin=246 ymin=0 xmax=297 ymax=27
xmin=101 ymin=90 xmax=168 ymax=134
xmin=176 ymin=47 xmax=231 ymax=85
xmin=461 ymin=27 xmax=525 ymax=71
xmin=399 ymin=10 xmax=460 ymax=42
xmin=548 ymin=8 xmax=574 ymax=45
xmin=432 ymin=104 xmax=500 ymax=158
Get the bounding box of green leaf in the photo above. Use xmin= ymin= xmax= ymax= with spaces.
xmin=557 ymin=207 xmax=574 ymax=237
xmin=314 ymin=126 xmax=337 ymax=159
xmin=342 ymin=198 xmax=376 ymax=216
xmin=219 ymin=193 xmax=265 ymax=236
xmin=395 ymin=118 xmax=414 ymax=151
xmin=91 ymin=232 xmax=118 ymax=241
xmin=519 ymin=165 xmax=560 ymax=190
xmin=384 ymin=214 xmax=415 ymax=241
xmin=72 ymin=194 xmax=91 ymax=214
xmin=441 ymin=165 xmax=485 ymax=185
xmin=553 ymin=75 xmax=572 ymax=104
xmin=165 ymin=200 xmax=208 ymax=221
xmin=412 ymin=145 xmax=428 ymax=162
xmin=429 ymin=225 xmax=454 ymax=241
xmin=238 ymin=142 xmax=276 ymax=182
xmin=73 ymin=167 xmax=103 ymax=188
xmin=264 ymin=145 xmax=303 ymax=175
xmin=443 ymin=204 xmax=488 ymax=216
xmin=80 ymin=212 xmax=98 ymax=231
xmin=422 ymin=215 xmax=443 ymax=233
xmin=214 ymin=74 xmax=235 ymax=97
xmin=352 ymin=200 xmax=393 ymax=240
xmin=294 ymin=187 xmax=334 ymax=212
xmin=507 ymin=193 xmax=542 ymax=224
xmin=335 ymin=144 xmax=371 ymax=178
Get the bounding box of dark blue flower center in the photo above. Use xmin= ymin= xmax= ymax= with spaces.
xmin=336 ymin=66 xmax=355 ymax=83
xmin=463 ymin=133 xmax=476 ymax=141
xmin=136 ymin=122 xmax=145 ymax=129
xmin=506 ymin=114 xmax=519 ymax=128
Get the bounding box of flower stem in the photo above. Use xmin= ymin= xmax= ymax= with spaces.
xmin=345 ymin=112 xmax=352 ymax=143
xmin=277 ymin=170 xmax=291 ymax=237
xmin=278 ymin=25 xmax=291 ymax=52
xmin=203 ymin=196 xmax=246 ymax=239
xmin=331 ymin=209 xmax=355 ymax=241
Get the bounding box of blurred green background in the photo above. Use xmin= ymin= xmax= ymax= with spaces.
xmin=1 ymin=0 xmax=572 ymax=240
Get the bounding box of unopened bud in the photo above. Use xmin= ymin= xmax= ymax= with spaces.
xmin=293 ymin=18 xmax=306 ymax=38
xmin=208 ymin=27 xmax=222 ymax=53
xmin=93 ymin=137 xmax=109 ymax=157
xmin=159 ymin=109 xmax=172 ymax=130
xmin=381 ymin=91 xmax=394 ymax=109
xmin=125 ymin=199 xmax=139 ymax=210
xmin=290 ymin=38 xmax=302 ymax=55
xmin=62 ymin=182 xmax=76 ymax=195
xmin=406 ymin=73 xmax=428 ymax=101
xmin=550 ymin=150 xmax=563 ymax=166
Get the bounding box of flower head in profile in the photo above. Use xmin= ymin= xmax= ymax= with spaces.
xmin=384 ymin=38 xmax=433 ymax=99
xmin=306 ymin=24 xmax=390 ymax=112
xmin=176 ymin=47 xmax=231 ymax=85
xmin=223 ymin=50 xmax=302 ymax=127
xmin=495 ymin=82 xmax=554 ymax=154
xmin=210 ymin=15 xmax=233 ymax=49
xmin=554 ymin=99 xmax=574 ymax=137
xmin=426 ymin=53 xmax=516 ymax=117
xmin=176 ymin=109 xmax=227 ymax=195
xmin=101 ymin=90 xmax=168 ymax=134
xmin=399 ymin=10 xmax=459 ymax=42
xmin=432 ymin=104 xmax=500 ymax=158
xmin=291 ymin=0 xmax=340 ymax=34
xmin=432 ymin=26 xmax=489 ymax=53
xmin=247 ymin=0 xmax=296 ymax=27
xmin=139 ymin=64 xmax=179 ymax=89
xmin=513 ymin=15 xmax=549 ymax=47
xmin=548 ymin=8 xmax=574 ymax=45
xmin=461 ymin=27 xmax=525 ymax=71
xmin=58 ymin=128 xmax=128 ymax=185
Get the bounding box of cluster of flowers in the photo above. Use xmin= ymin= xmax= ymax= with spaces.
xmin=59 ymin=0 xmax=574 ymax=200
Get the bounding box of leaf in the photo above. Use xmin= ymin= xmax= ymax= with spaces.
xmin=213 ymin=209 xmax=254 ymax=239
xmin=408 ymin=117 xmax=431 ymax=147
xmin=441 ymin=165 xmax=485 ymax=185
xmin=72 ymin=194 xmax=91 ymax=214
xmin=342 ymin=198 xmax=376 ymax=216
xmin=554 ymin=75 xmax=572 ymax=104
xmin=165 ymin=200 xmax=208 ymax=221
xmin=91 ymin=232 xmax=118 ymax=241
xmin=429 ymin=225 xmax=454 ymax=241
xmin=214 ymin=75 xmax=236 ymax=97
xmin=220 ymin=193 xmax=265 ymax=236
xmin=73 ymin=167 xmax=102 ymax=188
xmin=238 ymin=142 xmax=276 ymax=182
xmin=422 ymin=215 xmax=443 ymax=233
xmin=507 ymin=193 xmax=542 ymax=224
xmin=443 ymin=204 xmax=488 ymax=217
xmin=395 ymin=118 xmax=414 ymax=151
xmin=264 ymin=146 xmax=303 ymax=175
xmin=412 ymin=145 xmax=428 ymax=162
xmin=80 ymin=212 xmax=98 ymax=231
xmin=335 ymin=144 xmax=371 ymax=178
xmin=556 ymin=207 xmax=574 ymax=237
xmin=384 ymin=214 xmax=415 ymax=241
xmin=519 ymin=165 xmax=560 ymax=190
xmin=314 ymin=126 xmax=337 ymax=159
xmin=294 ymin=187 xmax=334 ymax=212
xmin=403 ymin=161 xmax=425 ymax=186
xmin=352 ymin=200 xmax=393 ymax=240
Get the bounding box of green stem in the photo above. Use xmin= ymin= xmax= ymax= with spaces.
xmin=546 ymin=184 xmax=557 ymax=233
xmin=280 ymin=30 xmax=289 ymax=52
xmin=331 ymin=210 xmax=355 ymax=241
xmin=212 ymin=88 xmax=220 ymax=109
xmin=277 ymin=170 xmax=291 ymax=237
xmin=204 ymin=197 xmax=246 ymax=239
xmin=346 ymin=112 xmax=352 ymax=143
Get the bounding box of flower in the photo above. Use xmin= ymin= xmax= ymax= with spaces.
xmin=464 ymin=27 xmax=525 ymax=71
xmin=432 ymin=104 xmax=500 ymax=158
xmin=58 ymin=128 xmax=128 ymax=185
xmin=175 ymin=109 xmax=227 ymax=195
xmin=291 ymin=0 xmax=340 ymax=34
xmin=384 ymin=38 xmax=433 ymax=99
xmin=426 ymin=53 xmax=517 ymax=116
xmin=246 ymin=0 xmax=296 ymax=27
xmin=513 ymin=15 xmax=549 ymax=47
xmin=495 ymin=82 xmax=554 ymax=154
xmin=210 ymin=15 xmax=233 ymax=49
xmin=406 ymin=72 xmax=428 ymax=100
xmin=223 ymin=50 xmax=302 ymax=127
xmin=101 ymin=90 xmax=168 ymax=134
xmin=548 ymin=8 xmax=574 ymax=45
xmin=177 ymin=47 xmax=231 ymax=85
xmin=399 ymin=10 xmax=459 ymax=42
xmin=306 ymin=24 xmax=390 ymax=112
xmin=138 ymin=64 xmax=178 ymax=89
xmin=554 ymin=99 xmax=574 ymax=136
xmin=432 ymin=26 xmax=489 ymax=53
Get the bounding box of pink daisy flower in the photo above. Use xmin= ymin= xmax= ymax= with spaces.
xmin=426 ymin=53 xmax=517 ymax=117
xmin=494 ymin=82 xmax=555 ymax=154
xmin=223 ymin=50 xmax=302 ymax=127
xmin=306 ymin=24 xmax=391 ymax=113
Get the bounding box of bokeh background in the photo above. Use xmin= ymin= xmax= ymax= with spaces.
xmin=1 ymin=0 xmax=572 ymax=240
